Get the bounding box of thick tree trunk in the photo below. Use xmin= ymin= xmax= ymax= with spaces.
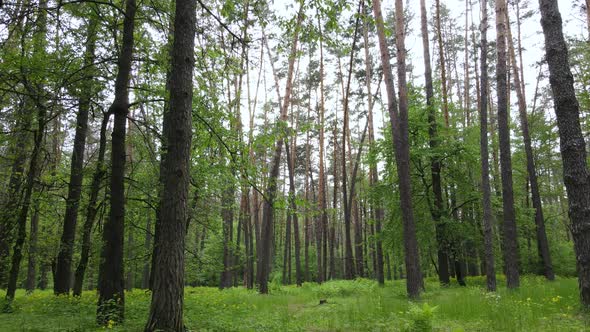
xmin=73 ymin=111 xmax=110 ymax=296
xmin=97 ymin=0 xmax=136 ymax=324
xmin=54 ymin=18 xmax=97 ymax=295
xmin=373 ymin=0 xmax=423 ymax=298
xmin=495 ymin=0 xmax=520 ymax=289
xmin=285 ymin=142 xmax=302 ymax=286
xmin=538 ymin=0 xmax=590 ymax=306
xmin=144 ymin=0 xmax=195 ymax=329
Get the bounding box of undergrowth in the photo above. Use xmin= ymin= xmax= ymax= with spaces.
xmin=0 ymin=276 xmax=587 ymax=331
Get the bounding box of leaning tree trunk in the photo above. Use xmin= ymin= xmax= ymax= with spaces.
xmin=505 ymin=11 xmax=554 ymax=280
xmin=373 ymin=0 xmax=423 ymax=298
xmin=495 ymin=0 xmax=520 ymax=289
xmin=73 ymin=111 xmax=110 ymax=296
xmin=5 ymin=0 xmax=48 ymax=302
xmin=97 ymin=0 xmax=136 ymax=324
xmin=54 ymin=17 xmax=97 ymax=295
xmin=144 ymin=0 xmax=196 ymax=329
xmin=538 ymin=0 xmax=590 ymax=306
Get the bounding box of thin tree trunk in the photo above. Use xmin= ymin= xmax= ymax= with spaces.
xmin=506 ymin=10 xmax=554 ymax=280
xmin=25 ymin=201 xmax=40 ymax=293
xmin=258 ymin=4 xmax=304 ymax=294
xmin=54 ymin=17 xmax=97 ymax=295
xmin=73 ymin=112 xmax=110 ymax=296
xmin=435 ymin=0 xmax=450 ymax=127
xmin=421 ymin=0 xmax=450 ymax=286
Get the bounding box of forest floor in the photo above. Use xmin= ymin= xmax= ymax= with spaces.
xmin=0 ymin=275 xmax=588 ymax=331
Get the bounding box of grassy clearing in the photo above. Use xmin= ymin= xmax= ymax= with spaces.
xmin=0 ymin=276 xmax=588 ymax=331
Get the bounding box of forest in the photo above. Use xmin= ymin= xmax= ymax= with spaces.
xmin=1 ymin=0 xmax=590 ymax=330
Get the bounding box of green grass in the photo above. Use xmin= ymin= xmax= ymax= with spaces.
xmin=1 ymin=276 xmax=588 ymax=331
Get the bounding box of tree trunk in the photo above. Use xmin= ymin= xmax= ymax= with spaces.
xmin=25 ymin=201 xmax=40 ymax=293
xmin=73 ymin=111 xmax=110 ymax=297
xmin=421 ymin=0 xmax=450 ymax=286
xmin=495 ymin=0 xmax=520 ymax=289
xmin=141 ymin=214 xmax=152 ymax=289
xmin=54 ymin=17 xmax=97 ymax=295
xmin=258 ymin=4 xmax=303 ymax=294
xmin=341 ymin=0 xmax=363 ymax=280
xmin=505 ymin=10 xmax=554 ymax=281
xmin=144 ymin=0 xmax=195 ymax=329
xmin=435 ymin=0 xmax=450 ymax=127
xmin=538 ymin=0 xmax=590 ymax=306
xmin=220 ymin=184 xmax=234 ymax=289
xmin=373 ymin=0 xmax=423 ymax=298
xmin=97 ymin=0 xmax=136 ymax=324
xmin=363 ymin=6 xmax=384 ymax=285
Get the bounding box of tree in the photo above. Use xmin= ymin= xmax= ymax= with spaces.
xmin=144 ymin=0 xmax=196 ymax=329
xmin=54 ymin=15 xmax=97 ymax=295
xmin=258 ymin=3 xmax=304 ymax=294
xmin=479 ymin=0 xmax=497 ymax=292
xmin=495 ymin=0 xmax=520 ymax=289
xmin=506 ymin=8 xmax=554 ymax=280
xmin=538 ymin=0 xmax=590 ymax=306
xmin=420 ymin=0 xmax=450 ymax=286
xmin=373 ymin=0 xmax=423 ymax=298
xmin=97 ymin=0 xmax=136 ymax=324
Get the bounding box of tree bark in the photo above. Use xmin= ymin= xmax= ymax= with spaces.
xmin=25 ymin=201 xmax=40 ymax=293
xmin=495 ymin=0 xmax=520 ymax=289
xmin=538 ymin=0 xmax=590 ymax=306
xmin=54 ymin=17 xmax=97 ymax=295
xmin=421 ymin=0 xmax=450 ymax=286
xmin=506 ymin=10 xmax=554 ymax=281
xmin=97 ymin=0 xmax=136 ymax=324
xmin=144 ymin=0 xmax=195 ymax=329
xmin=258 ymin=4 xmax=304 ymax=294
xmin=73 ymin=111 xmax=110 ymax=296
xmin=373 ymin=0 xmax=423 ymax=298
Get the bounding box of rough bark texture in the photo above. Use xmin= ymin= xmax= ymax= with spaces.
xmin=495 ymin=0 xmax=520 ymax=289
xmin=373 ymin=0 xmax=422 ymax=298
xmin=97 ymin=0 xmax=136 ymax=324
xmin=144 ymin=0 xmax=195 ymax=329
xmin=54 ymin=18 xmax=97 ymax=295
xmin=538 ymin=0 xmax=590 ymax=306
